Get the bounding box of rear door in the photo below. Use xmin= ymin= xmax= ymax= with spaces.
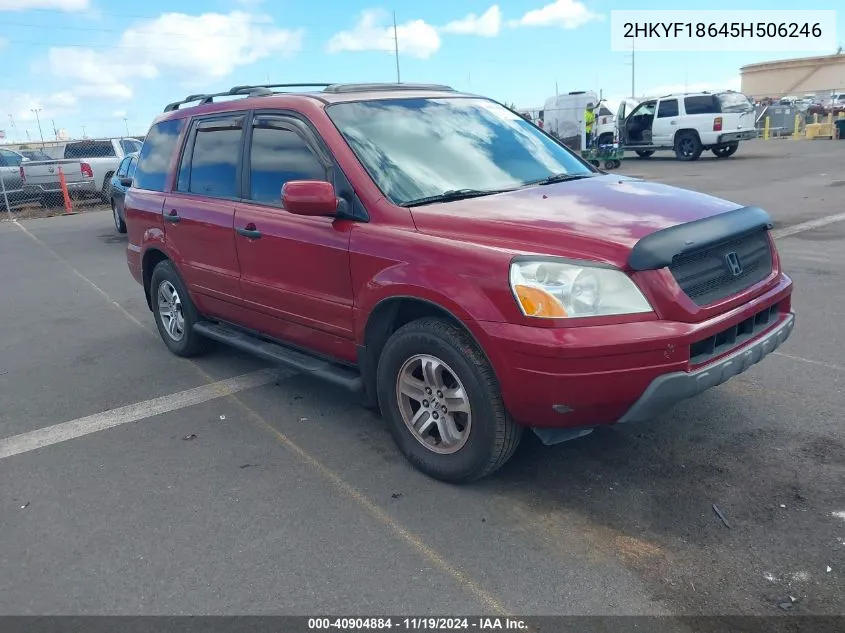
xmin=233 ymin=112 xmax=355 ymax=357
xmin=163 ymin=113 xmax=245 ymax=305
xmin=652 ymin=98 xmax=680 ymax=145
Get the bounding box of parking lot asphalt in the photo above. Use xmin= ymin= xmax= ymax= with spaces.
xmin=1 ymin=139 xmax=843 ymax=617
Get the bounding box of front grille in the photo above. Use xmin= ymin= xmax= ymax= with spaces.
xmin=690 ymin=303 xmax=781 ymax=365
xmin=669 ymin=230 xmax=773 ymax=306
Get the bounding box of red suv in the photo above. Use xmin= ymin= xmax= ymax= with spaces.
xmin=125 ymin=83 xmax=795 ymax=482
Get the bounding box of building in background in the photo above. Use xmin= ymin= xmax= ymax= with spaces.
xmin=741 ymin=53 xmax=845 ymax=100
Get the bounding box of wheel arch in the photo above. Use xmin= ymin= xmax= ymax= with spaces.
xmin=141 ymin=247 xmax=173 ymax=311
xmin=358 ymin=296 xmax=500 ymax=411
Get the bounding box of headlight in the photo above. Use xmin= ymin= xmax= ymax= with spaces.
xmin=509 ymin=259 xmax=652 ymax=319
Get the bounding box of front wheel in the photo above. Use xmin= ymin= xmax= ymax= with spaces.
xmin=376 ymin=318 xmax=522 ymax=483
xmin=712 ymin=142 xmax=739 ymax=158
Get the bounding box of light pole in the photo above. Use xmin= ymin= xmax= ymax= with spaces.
xmin=123 ymin=118 xmax=130 ymax=136
xmin=31 ymin=108 xmax=45 ymax=146
xmin=8 ymin=114 xmax=19 ymax=142
xmin=81 ymin=125 xmax=86 ymax=138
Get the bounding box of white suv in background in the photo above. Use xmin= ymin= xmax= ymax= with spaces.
xmin=615 ymin=91 xmax=757 ymax=161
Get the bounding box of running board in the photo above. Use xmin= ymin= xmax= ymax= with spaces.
xmin=193 ymin=321 xmax=363 ymax=393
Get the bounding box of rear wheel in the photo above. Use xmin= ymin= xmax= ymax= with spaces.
xmin=150 ymin=260 xmax=208 ymax=357
xmin=712 ymin=142 xmax=739 ymax=158
xmin=674 ymin=132 xmax=703 ymax=161
xmin=376 ymin=318 xmax=522 ymax=483
xmin=100 ymin=173 xmax=113 ymax=202
xmin=635 ymin=150 xmax=655 ymax=158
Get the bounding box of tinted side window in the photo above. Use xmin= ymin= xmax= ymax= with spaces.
xmin=134 ymin=118 xmax=185 ymax=192
xmin=657 ymin=99 xmax=679 ymax=118
xmin=127 ymin=157 xmax=137 ymax=178
xmin=684 ymin=96 xmax=720 ymax=115
xmin=64 ymin=141 xmax=116 ymax=158
xmin=179 ymin=117 xmax=243 ymax=199
xmin=248 ymin=123 xmax=326 ymax=206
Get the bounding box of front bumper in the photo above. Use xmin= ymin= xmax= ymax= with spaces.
xmin=718 ymin=130 xmax=756 ymax=143
xmin=618 ymin=312 xmax=794 ymax=424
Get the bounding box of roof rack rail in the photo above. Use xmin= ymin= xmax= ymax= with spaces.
xmin=163 ymin=83 xmax=335 ymax=112
xmin=323 ymin=83 xmax=455 ymax=93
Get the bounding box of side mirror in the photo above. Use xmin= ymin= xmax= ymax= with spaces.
xmin=120 ymin=177 xmax=133 ymax=187
xmin=282 ymin=180 xmax=338 ymax=217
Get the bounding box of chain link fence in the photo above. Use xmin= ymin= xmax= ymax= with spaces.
xmin=1 ymin=136 xmax=143 ymax=219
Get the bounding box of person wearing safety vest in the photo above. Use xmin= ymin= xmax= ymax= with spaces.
xmin=584 ymin=102 xmax=596 ymax=148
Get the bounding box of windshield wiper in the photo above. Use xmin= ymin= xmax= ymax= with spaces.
xmin=527 ymin=173 xmax=595 ymax=186
xmin=403 ymin=188 xmax=513 ymax=207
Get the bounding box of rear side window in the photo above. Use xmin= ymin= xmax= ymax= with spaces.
xmin=177 ymin=115 xmax=244 ymax=199
xmin=134 ymin=118 xmax=185 ymax=192
xmin=64 ymin=141 xmax=116 ymax=159
xmin=657 ymin=99 xmax=679 ymax=118
xmin=248 ymin=120 xmax=326 ymax=206
xmin=684 ymin=96 xmax=720 ymax=115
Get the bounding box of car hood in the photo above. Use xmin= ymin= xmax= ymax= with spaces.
xmin=409 ymin=175 xmax=742 ymax=268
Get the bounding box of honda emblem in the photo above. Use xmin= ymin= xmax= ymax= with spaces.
xmin=725 ymin=252 xmax=743 ymax=276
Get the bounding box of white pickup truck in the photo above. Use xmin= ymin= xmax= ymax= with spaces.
xmin=45 ymin=137 xmax=144 ymax=200
xmin=21 ymin=158 xmax=97 ymax=205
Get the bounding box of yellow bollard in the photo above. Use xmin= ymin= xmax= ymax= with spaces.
xmin=793 ymin=113 xmax=801 ymax=139
xmin=763 ymin=116 xmax=770 ymax=140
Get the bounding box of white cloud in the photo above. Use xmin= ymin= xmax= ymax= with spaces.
xmin=327 ymin=9 xmax=441 ymax=59
xmin=112 ymin=109 xmax=127 ymax=118
xmin=0 ymin=0 xmax=89 ymax=10
xmin=509 ymin=0 xmax=602 ymax=30
xmin=442 ymin=5 xmax=502 ymax=37
xmin=0 ymin=89 xmax=79 ymax=124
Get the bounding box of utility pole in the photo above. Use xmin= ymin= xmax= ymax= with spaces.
xmin=81 ymin=125 xmax=86 ymax=138
xmin=31 ymin=108 xmax=45 ymax=146
xmin=393 ymin=11 xmax=401 ymax=84
xmin=630 ymin=37 xmax=636 ymax=98
xmin=8 ymin=114 xmax=18 ymax=142
xmin=51 ymin=119 xmax=58 ymax=140
xmin=123 ymin=118 xmax=130 ymax=136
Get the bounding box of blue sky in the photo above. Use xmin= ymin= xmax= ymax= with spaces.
xmin=0 ymin=0 xmax=842 ymax=141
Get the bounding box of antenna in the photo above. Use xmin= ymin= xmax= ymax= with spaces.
xmin=631 ymin=37 xmax=636 ymax=98
xmin=393 ymin=11 xmax=401 ymax=83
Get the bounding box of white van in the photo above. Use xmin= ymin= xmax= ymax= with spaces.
xmin=542 ymin=91 xmax=610 ymax=148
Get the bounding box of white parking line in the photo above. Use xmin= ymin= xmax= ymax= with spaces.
xmin=772 ymin=212 xmax=845 ymax=240
xmin=0 ymin=369 xmax=278 ymax=460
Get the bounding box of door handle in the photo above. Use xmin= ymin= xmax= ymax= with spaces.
xmin=236 ymin=223 xmax=261 ymax=239
xmin=164 ymin=209 xmax=180 ymax=223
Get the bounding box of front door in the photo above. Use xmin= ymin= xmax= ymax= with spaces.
xmin=233 ymin=113 xmax=355 ymax=361
xmin=652 ymin=98 xmax=680 ymax=145
xmin=163 ymin=113 xmax=245 ymax=307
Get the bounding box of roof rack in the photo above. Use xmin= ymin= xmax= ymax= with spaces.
xmin=163 ymin=83 xmax=334 ymax=112
xmin=323 ymin=82 xmax=455 ymax=93
xmin=162 ymin=82 xmax=456 ymax=112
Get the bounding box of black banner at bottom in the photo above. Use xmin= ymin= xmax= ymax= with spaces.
xmin=0 ymin=616 xmax=843 ymax=633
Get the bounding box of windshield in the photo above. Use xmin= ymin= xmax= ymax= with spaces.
xmin=326 ymin=97 xmax=593 ymax=206
xmin=717 ymin=92 xmax=754 ymax=113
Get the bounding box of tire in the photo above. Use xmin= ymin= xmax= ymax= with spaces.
xmin=376 ymin=317 xmax=522 ymax=483
xmin=149 ymin=260 xmax=208 ymax=357
xmin=635 ymin=150 xmax=655 ymax=158
xmin=712 ymin=142 xmax=738 ymax=158
xmin=111 ymin=199 xmax=126 ymax=234
xmin=100 ymin=173 xmax=114 ymax=202
xmin=674 ymin=132 xmax=703 ymax=161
